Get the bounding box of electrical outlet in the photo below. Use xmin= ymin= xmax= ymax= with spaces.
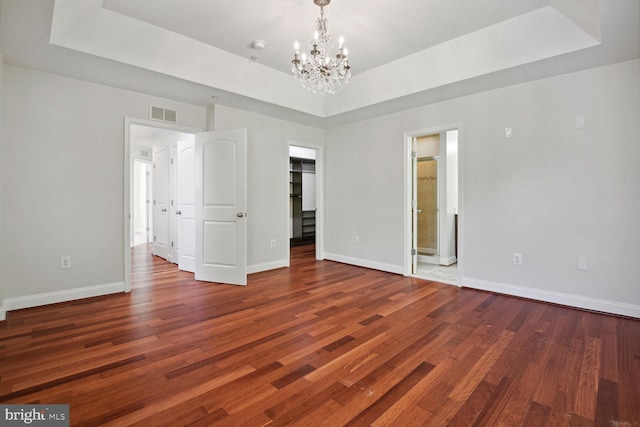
xmin=512 ymin=253 xmax=522 ymax=265
xmin=354 ymin=236 xmax=360 ymax=244
xmin=270 ymin=239 xmax=276 ymax=248
xmin=61 ymin=256 xmax=72 ymax=269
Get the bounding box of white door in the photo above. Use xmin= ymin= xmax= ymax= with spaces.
xmin=195 ymin=129 xmax=247 ymax=285
xmin=153 ymin=147 xmax=170 ymax=260
xmin=132 ymin=159 xmax=152 ymax=246
xmin=170 ymin=145 xmax=179 ymax=263
xmin=411 ymin=137 xmax=418 ymax=274
xmin=177 ymin=138 xmax=196 ymax=273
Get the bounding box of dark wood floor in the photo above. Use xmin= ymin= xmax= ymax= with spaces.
xmin=1 ymin=245 xmax=639 ymax=426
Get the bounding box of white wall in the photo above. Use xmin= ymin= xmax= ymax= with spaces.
xmin=324 ymin=59 xmax=640 ymax=317
xmin=444 ymin=129 xmax=459 ymax=263
xmin=0 ymin=66 xmax=206 ymax=315
xmin=0 ymin=57 xmax=4 ymax=319
xmin=2 ymin=59 xmax=638 ymax=319
xmin=214 ymin=105 xmax=324 ymax=272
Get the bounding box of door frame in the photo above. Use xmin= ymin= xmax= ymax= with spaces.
xmin=124 ymin=117 xmax=202 ymax=292
xmin=288 ymin=140 xmax=324 ymax=261
xmin=403 ymin=123 xmax=464 ymax=287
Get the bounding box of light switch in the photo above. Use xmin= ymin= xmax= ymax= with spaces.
xmin=504 ymin=128 xmax=513 ymax=138
xmin=578 ymin=256 xmax=588 ymax=271
xmin=575 ymin=116 xmax=585 ymax=129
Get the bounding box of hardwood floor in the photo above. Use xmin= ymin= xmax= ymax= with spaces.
xmin=1 ymin=244 xmax=639 ymax=426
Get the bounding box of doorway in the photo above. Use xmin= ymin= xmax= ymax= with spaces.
xmin=288 ymin=142 xmax=324 ymax=262
xmin=124 ymin=119 xmax=200 ymax=292
xmin=125 ymin=119 xmax=250 ymax=290
xmin=129 ymin=123 xmax=194 ymax=261
xmin=289 ymin=145 xmax=316 ymax=247
xmin=405 ymin=127 xmax=460 ymax=286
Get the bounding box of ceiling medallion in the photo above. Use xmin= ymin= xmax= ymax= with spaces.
xmin=291 ymin=0 xmax=351 ymax=95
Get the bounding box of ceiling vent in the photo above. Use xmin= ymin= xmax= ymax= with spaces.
xmin=150 ymin=106 xmax=177 ymax=123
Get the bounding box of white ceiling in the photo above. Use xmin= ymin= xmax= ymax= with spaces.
xmin=1 ymin=0 xmax=638 ymax=127
xmin=101 ymin=0 xmax=550 ymax=76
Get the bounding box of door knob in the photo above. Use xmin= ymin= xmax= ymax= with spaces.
xmin=161 ymin=208 xmax=167 ymax=213
xmin=176 ymin=210 xmax=182 ymax=215
xmin=237 ymin=212 xmax=246 ymax=218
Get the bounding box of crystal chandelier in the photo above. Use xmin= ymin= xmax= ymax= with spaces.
xmin=291 ymin=0 xmax=351 ymax=95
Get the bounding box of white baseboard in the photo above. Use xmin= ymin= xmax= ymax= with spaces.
xmin=439 ymin=256 xmax=457 ymax=266
xmin=0 ymin=306 xmax=5 ymax=321
xmin=324 ymin=253 xmax=404 ymax=275
xmin=417 ymin=255 xmax=439 ymax=264
xmin=462 ymin=276 xmax=640 ymax=319
xmin=247 ymin=259 xmax=289 ymax=275
xmin=417 ymin=255 xmax=457 ymax=266
xmin=3 ymin=282 xmax=125 ymax=314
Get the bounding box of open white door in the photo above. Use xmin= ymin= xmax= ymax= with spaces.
xmin=177 ymin=138 xmax=196 ymax=272
xmin=153 ymin=146 xmax=170 ymax=260
xmin=195 ymin=129 xmax=247 ymax=286
xmin=411 ymin=137 xmax=418 ymax=274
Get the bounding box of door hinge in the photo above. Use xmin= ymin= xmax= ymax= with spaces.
xmin=153 ymin=236 xmax=157 ymax=242
xmin=411 ymin=248 xmax=417 ymax=256
xmin=171 ymin=200 xmax=174 ymax=206
xmin=170 ymin=158 xmax=174 ymax=165
xmin=171 ymin=241 xmax=174 ymax=248
xmin=411 ymin=151 xmax=417 ymax=158
xmin=411 ymin=199 xmax=417 ymax=209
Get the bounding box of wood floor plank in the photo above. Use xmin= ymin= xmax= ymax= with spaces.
xmin=0 ymin=243 xmax=639 ymax=425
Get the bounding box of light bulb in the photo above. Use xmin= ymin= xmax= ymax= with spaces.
xmin=338 ymin=36 xmax=344 ymax=48
xmin=314 ymin=31 xmax=319 ymax=41
xmin=294 ymin=40 xmax=300 ymax=51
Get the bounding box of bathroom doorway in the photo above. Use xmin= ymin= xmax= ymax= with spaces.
xmin=405 ymin=127 xmax=460 ymax=285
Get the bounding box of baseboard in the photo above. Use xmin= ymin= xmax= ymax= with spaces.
xmin=247 ymin=259 xmax=289 ymax=274
xmin=324 ymin=253 xmax=404 ymax=275
xmin=462 ymin=276 xmax=640 ymax=319
xmin=417 ymin=255 xmax=439 ymax=264
xmin=3 ymin=282 xmax=125 ymax=313
xmin=417 ymin=255 xmax=457 ymax=266
xmin=439 ymin=256 xmax=457 ymax=266
xmin=0 ymin=306 xmax=5 ymax=321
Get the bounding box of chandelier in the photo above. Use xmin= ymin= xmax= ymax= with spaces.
xmin=291 ymin=0 xmax=351 ymax=95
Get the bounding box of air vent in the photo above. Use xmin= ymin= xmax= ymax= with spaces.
xmin=140 ymin=149 xmax=150 ymax=159
xmin=149 ymin=106 xmax=177 ymax=123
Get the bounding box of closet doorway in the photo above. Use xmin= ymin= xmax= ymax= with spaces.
xmin=288 ymin=143 xmax=324 ymax=261
xmin=405 ymin=127 xmax=460 ymax=285
xmin=289 ymin=146 xmax=316 ymax=246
